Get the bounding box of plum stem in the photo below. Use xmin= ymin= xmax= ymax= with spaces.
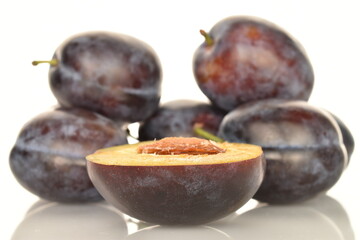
xmin=32 ymin=59 xmax=58 ymax=66
xmin=193 ymin=123 xmax=224 ymax=143
xmin=126 ymin=128 xmax=139 ymax=141
xmin=200 ymin=30 xmax=214 ymax=46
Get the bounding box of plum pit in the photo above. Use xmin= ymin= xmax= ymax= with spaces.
xmin=137 ymin=137 xmax=226 ymax=155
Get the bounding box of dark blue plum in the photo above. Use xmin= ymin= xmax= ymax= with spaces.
xmin=330 ymin=113 xmax=355 ymax=162
xmin=47 ymin=31 xmax=162 ymax=123
xmin=138 ymin=99 xmax=226 ymax=141
xmin=9 ymin=107 xmax=128 ymax=202
xmin=218 ymin=99 xmax=348 ymax=204
xmin=193 ymin=16 xmax=314 ymax=111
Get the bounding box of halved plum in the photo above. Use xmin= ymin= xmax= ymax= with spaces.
xmin=86 ymin=137 xmax=265 ymax=225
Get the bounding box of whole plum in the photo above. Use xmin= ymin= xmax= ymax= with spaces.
xmin=193 ymin=16 xmax=314 ymax=111
xmin=218 ymin=99 xmax=348 ymax=204
xmin=34 ymin=31 xmax=162 ymax=123
xmin=9 ymin=107 xmax=128 ymax=202
xmin=138 ymin=99 xmax=226 ymax=141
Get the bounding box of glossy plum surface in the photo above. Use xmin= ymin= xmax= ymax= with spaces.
xmin=330 ymin=113 xmax=355 ymax=160
xmin=193 ymin=16 xmax=314 ymax=111
xmin=49 ymin=31 xmax=162 ymax=123
xmin=9 ymin=107 xmax=128 ymax=202
xmin=218 ymin=99 xmax=348 ymax=204
xmin=138 ymin=100 xmax=226 ymax=141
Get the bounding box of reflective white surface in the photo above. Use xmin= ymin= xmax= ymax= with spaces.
xmin=7 ymin=194 xmax=356 ymax=240
xmin=11 ymin=201 xmax=128 ymax=240
xmin=1 ymin=0 xmax=360 ymax=239
xmin=210 ymin=195 xmax=355 ymax=240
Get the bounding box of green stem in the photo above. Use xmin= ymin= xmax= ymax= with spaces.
xmin=126 ymin=128 xmax=139 ymax=141
xmin=32 ymin=59 xmax=58 ymax=66
xmin=193 ymin=124 xmax=224 ymax=143
xmin=200 ymin=29 xmax=214 ymax=46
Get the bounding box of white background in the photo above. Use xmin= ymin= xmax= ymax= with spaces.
xmin=1 ymin=0 xmax=359 ymax=239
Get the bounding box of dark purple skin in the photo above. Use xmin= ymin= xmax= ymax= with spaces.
xmin=9 ymin=107 xmax=128 ymax=202
xmin=193 ymin=16 xmax=314 ymax=111
xmin=138 ymin=99 xmax=226 ymax=141
xmin=87 ymin=155 xmax=265 ymax=225
xmin=49 ymin=31 xmax=162 ymax=123
xmin=330 ymin=113 xmax=355 ymax=161
xmin=218 ymin=99 xmax=347 ymax=204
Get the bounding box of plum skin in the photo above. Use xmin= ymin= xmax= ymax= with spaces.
xmin=218 ymin=99 xmax=348 ymax=204
xmin=49 ymin=31 xmax=162 ymax=123
xmin=138 ymin=99 xmax=226 ymax=141
xmin=330 ymin=114 xmax=355 ymax=161
xmin=193 ymin=16 xmax=314 ymax=111
xmin=9 ymin=107 xmax=128 ymax=203
xmin=87 ymin=155 xmax=265 ymax=225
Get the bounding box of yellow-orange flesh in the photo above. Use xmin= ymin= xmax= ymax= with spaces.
xmin=86 ymin=137 xmax=263 ymax=166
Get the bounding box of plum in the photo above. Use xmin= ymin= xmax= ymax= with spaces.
xmin=218 ymin=99 xmax=348 ymax=204
xmin=193 ymin=16 xmax=314 ymax=111
xmin=138 ymin=99 xmax=226 ymax=141
xmin=9 ymin=107 xmax=128 ymax=202
xmin=86 ymin=137 xmax=265 ymax=225
xmin=34 ymin=31 xmax=162 ymax=123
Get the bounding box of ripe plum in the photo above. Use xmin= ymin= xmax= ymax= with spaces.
xmin=138 ymin=100 xmax=226 ymax=141
xmin=9 ymin=107 xmax=128 ymax=202
xmin=193 ymin=16 xmax=314 ymax=111
xmin=38 ymin=31 xmax=162 ymax=123
xmin=218 ymin=99 xmax=348 ymax=204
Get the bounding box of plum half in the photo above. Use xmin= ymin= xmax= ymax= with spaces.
xmin=86 ymin=137 xmax=265 ymax=225
xmin=218 ymin=99 xmax=348 ymax=204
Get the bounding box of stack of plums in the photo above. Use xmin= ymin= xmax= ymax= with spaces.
xmin=140 ymin=16 xmax=354 ymax=205
xmin=10 ymin=32 xmax=162 ymax=202
xmin=9 ymin=16 xmax=354 ymax=225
